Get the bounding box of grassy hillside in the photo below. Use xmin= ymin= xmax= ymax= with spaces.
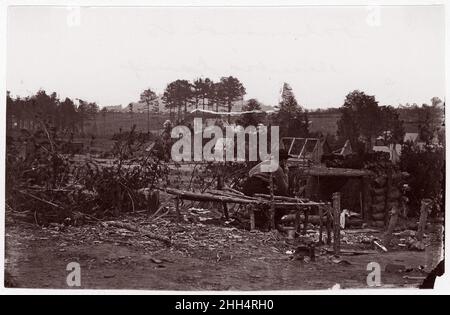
xmin=84 ymin=112 xmax=171 ymax=137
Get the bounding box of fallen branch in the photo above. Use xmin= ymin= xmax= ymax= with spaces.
xmin=9 ymin=211 xmax=32 ymax=220
xmin=165 ymin=187 xmax=261 ymax=205
xmin=148 ymin=205 xmax=166 ymax=220
xmin=18 ymin=190 xmax=64 ymax=209
xmin=344 ymin=228 xmax=379 ymax=234
xmin=223 ymin=187 xmax=245 ymax=196
xmin=104 ymin=221 xmax=171 ymax=246
xmin=206 ymin=189 xmax=260 ymax=201
xmin=254 ymin=193 xmax=309 ymax=203
xmin=153 ymin=208 xmax=170 ymax=221
xmin=165 ymin=187 xmax=325 ymax=208
xmin=324 ymin=248 xmax=377 ymax=256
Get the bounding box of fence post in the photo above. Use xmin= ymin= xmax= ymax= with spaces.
xmin=269 ymin=172 xmax=276 ymax=230
xmin=332 ymin=192 xmax=341 ymax=255
xmin=362 ymin=176 xmax=371 ymax=223
xmin=318 ymin=205 xmax=323 ymax=244
xmin=417 ymin=199 xmax=432 ymax=242
xmin=326 ymin=203 xmax=332 ymax=245
xmin=384 ymin=204 xmax=399 ymax=246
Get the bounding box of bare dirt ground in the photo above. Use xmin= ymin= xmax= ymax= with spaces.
xmin=5 ymin=210 xmax=443 ymax=290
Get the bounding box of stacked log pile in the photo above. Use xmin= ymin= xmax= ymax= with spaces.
xmin=367 ymin=162 xmax=405 ymax=227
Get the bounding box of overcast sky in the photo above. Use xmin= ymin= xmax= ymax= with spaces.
xmin=7 ymin=5 xmax=445 ymax=109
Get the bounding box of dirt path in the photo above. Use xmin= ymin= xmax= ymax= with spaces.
xmin=5 ymin=216 xmax=443 ymax=290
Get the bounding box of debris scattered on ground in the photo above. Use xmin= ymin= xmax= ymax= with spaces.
xmin=385 ymin=263 xmax=406 ymax=273
xmin=394 ymin=230 xmax=416 ymax=238
xmin=103 ymin=221 xmax=171 ymax=246
xmin=344 ymin=228 xmax=379 ymax=234
xmin=150 ymin=258 xmax=163 ymax=264
xmin=373 ymin=240 xmax=388 ymax=252
xmin=331 ymin=257 xmax=352 ymax=266
xmin=408 ymin=240 xmax=426 ymax=251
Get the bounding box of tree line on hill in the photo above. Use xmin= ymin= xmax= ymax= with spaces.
xmin=6 ymin=80 xmax=444 ymax=149
xmin=6 ymin=90 xmax=102 ymax=135
xmin=335 ymin=91 xmax=444 ymax=153
xmin=5 ymin=76 xmax=248 ymax=136
xmin=6 ymin=77 xmax=309 ymax=138
xmin=138 ymin=76 xmax=246 ymax=123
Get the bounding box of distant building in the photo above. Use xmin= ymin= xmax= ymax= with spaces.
xmin=372 ymin=144 xmax=401 ymax=164
xmin=333 ymin=140 xmax=353 ymax=157
xmin=403 ymin=132 xmax=428 ymax=150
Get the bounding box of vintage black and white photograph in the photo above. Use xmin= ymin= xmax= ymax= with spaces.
xmin=3 ymin=2 xmax=446 ymax=291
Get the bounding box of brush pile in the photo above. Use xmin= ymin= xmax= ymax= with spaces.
xmin=6 ymin=124 xmax=169 ymax=225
